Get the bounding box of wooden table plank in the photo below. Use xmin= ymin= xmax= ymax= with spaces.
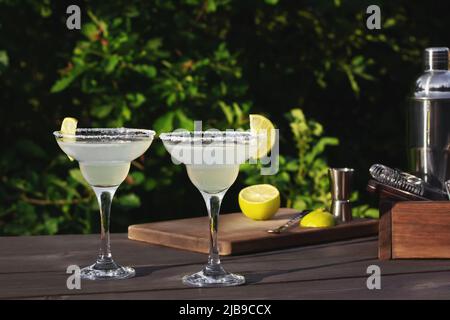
xmin=1 ymin=234 xmax=450 ymax=299
xmin=59 ymin=270 xmax=450 ymax=300
xmin=0 ymin=234 xmax=205 ymax=274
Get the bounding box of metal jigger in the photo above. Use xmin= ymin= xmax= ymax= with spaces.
xmin=329 ymin=168 xmax=354 ymax=223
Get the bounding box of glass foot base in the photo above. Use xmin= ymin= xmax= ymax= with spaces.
xmin=80 ymin=261 xmax=135 ymax=280
xmin=182 ymin=267 xmax=245 ymax=287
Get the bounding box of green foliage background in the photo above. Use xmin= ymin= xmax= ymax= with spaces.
xmin=1 ymin=0 xmax=448 ymax=235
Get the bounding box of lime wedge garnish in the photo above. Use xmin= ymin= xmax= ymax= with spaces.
xmin=60 ymin=117 xmax=78 ymax=161
xmin=249 ymin=114 xmax=276 ymax=159
xmin=61 ymin=117 xmax=78 ymax=134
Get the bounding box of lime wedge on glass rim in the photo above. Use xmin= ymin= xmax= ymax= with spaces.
xmin=60 ymin=117 xmax=78 ymax=161
xmin=249 ymin=114 xmax=276 ymax=159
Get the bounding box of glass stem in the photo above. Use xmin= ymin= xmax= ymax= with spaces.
xmin=201 ymin=190 xmax=226 ymax=273
xmin=92 ymin=186 xmax=118 ymax=266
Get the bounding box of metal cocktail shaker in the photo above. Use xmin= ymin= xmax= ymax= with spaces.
xmin=408 ymin=47 xmax=450 ymax=189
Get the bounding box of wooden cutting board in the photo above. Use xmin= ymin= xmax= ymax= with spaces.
xmin=128 ymin=208 xmax=379 ymax=255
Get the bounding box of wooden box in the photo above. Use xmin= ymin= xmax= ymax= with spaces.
xmin=368 ymin=180 xmax=450 ymax=259
xmin=379 ymin=201 xmax=450 ymax=259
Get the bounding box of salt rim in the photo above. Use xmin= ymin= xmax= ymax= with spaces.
xmin=159 ymin=131 xmax=259 ymax=144
xmin=53 ymin=128 xmax=155 ymax=141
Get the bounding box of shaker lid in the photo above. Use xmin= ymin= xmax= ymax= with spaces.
xmin=414 ymin=47 xmax=450 ymax=99
xmin=424 ymin=47 xmax=449 ymax=71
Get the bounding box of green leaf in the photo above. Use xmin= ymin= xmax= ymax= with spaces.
xmin=384 ymin=18 xmax=396 ymax=28
xmin=153 ymin=111 xmax=175 ymax=133
xmin=91 ymin=104 xmax=114 ymax=119
xmin=176 ymin=110 xmax=194 ymax=130
xmin=206 ymin=0 xmax=217 ymax=12
xmin=51 ymin=77 xmax=75 ymax=93
xmin=87 ymin=10 xmax=108 ymax=36
xmin=145 ymin=38 xmax=163 ymax=51
xmin=166 ymin=93 xmax=177 ymax=106
xmin=292 ymin=198 xmax=306 ymax=211
xmin=69 ymin=169 xmax=88 ymax=187
xmin=40 ymin=6 xmax=52 ymax=18
xmin=105 ymin=55 xmax=120 ymax=74
xmin=0 ymin=50 xmax=9 ymax=70
xmin=278 ymin=171 xmax=290 ymax=183
xmin=304 ymin=136 xmax=339 ymax=164
xmin=117 ymin=193 xmax=141 ymax=208
xmin=232 ymin=103 xmax=243 ymax=122
xmin=353 ymin=205 xmax=379 ymax=219
xmin=218 ymin=101 xmax=233 ymax=124
xmin=364 ymin=208 xmax=379 ymax=219
xmin=130 ymin=172 xmax=145 ymax=185
xmin=50 ymin=64 xmax=85 ymax=93
xmin=285 ymin=161 xmax=299 ymax=171
xmin=16 ymin=201 xmax=36 ymax=221
xmin=125 ymin=5 xmax=140 ymax=18
xmin=133 ymin=64 xmax=157 ymax=78
xmin=264 ymin=0 xmax=279 ymax=5
xmin=112 ymin=17 xmax=123 ymax=28
xmin=185 ymin=0 xmax=202 ymax=5
xmin=43 ymin=217 xmax=60 ymax=235
xmin=351 ymin=55 xmax=364 ymax=67
xmin=144 ymin=178 xmax=157 ymax=190
xmin=342 ymin=64 xmax=360 ymax=96
xmin=290 ymin=108 xmax=305 ymax=122
xmin=126 ymin=93 xmax=146 ymax=108
xmin=82 ymin=22 xmax=99 ymax=41
xmin=122 ymin=105 xmax=131 ymax=121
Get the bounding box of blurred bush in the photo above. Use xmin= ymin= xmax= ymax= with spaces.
xmin=0 ymin=0 xmax=445 ymax=235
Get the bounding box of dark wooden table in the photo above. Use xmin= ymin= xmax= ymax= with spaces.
xmin=1 ymin=234 xmax=450 ymax=299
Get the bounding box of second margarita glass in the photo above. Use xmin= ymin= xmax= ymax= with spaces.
xmin=160 ymin=130 xmax=257 ymax=287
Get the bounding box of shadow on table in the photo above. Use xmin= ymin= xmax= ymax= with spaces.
xmin=244 ymin=257 xmax=373 ymax=284
xmin=134 ymin=266 xmax=162 ymax=278
xmin=133 ymin=261 xmax=197 ymax=278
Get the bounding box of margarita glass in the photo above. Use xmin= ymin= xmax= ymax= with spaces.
xmin=160 ymin=130 xmax=257 ymax=287
xmin=54 ymin=128 xmax=155 ymax=280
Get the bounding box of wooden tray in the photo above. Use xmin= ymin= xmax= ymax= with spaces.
xmin=128 ymin=208 xmax=379 ymax=255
